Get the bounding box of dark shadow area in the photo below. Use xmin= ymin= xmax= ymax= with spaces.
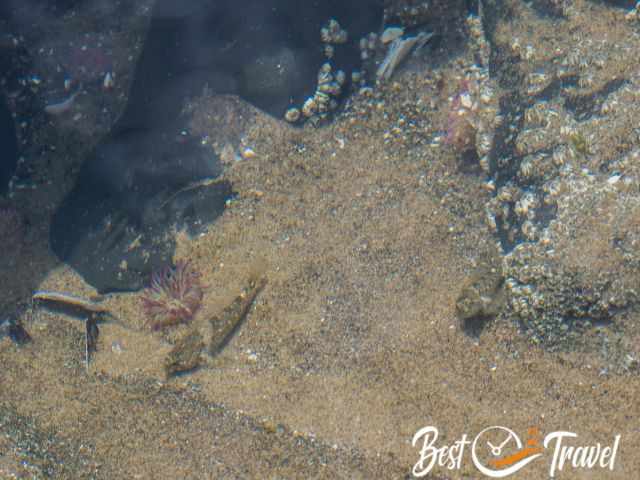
xmin=460 ymin=313 xmax=494 ymax=338
xmin=45 ymin=0 xmax=382 ymax=292
xmin=564 ymin=78 xmax=628 ymax=121
xmin=593 ymin=0 xmax=636 ymax=7
xmin=0 ymin=94 xmax=17 ymax=194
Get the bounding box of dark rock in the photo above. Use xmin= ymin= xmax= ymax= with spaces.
xmin=49 ymin=0 xmax=382 ymax=293
xmin=0 ymin=94 xmax=17 ymax=194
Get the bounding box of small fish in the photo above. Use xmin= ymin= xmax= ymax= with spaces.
xmin=209 ymin=276 xmax=267 ymax=356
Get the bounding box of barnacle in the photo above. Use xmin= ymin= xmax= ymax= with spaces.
xmin=141 ymin=260 xmax=204 ymax=330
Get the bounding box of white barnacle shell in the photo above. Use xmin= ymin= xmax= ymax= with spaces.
xmin=314 ymin=90 xmax=330 ymax=105
xmin=319 ymin=82 xmax=341 ymax=96
xmin=381 ymin=27 xmax=404 ymax=44
xmin=103 ymin=71 xmax=115 ymax=90
xmin=479 ymin=155 xmax=490 ymax=173
xmin=500 ymin=203 xmax=511 ymax=219
xmin=317 ymin=68 xmax=333 ymax=86
xmin=485 ymin=209 xmax=498 ymax=232
xmin=497 ymin=186 xmax=513 ymax=202
xmin=578 ymin=73 xmax=594 ymax=89
xmin=324 ymin=44 xmax=335 ymax=59
xmin=476 ymin=132 xmax=493 ymax=157
xmin=543 ymin=179 xmax=561 ymax=200
xmin=483 ymin=180 xmax=496 ymax=192
xmin=320 ymin=27 xmax=331 ymax=43
xmin=521 ymin=220 xmax=537 ymax=241
xmin=519 ymin=159 xmax=534 ymax=179
xmin=514 ymin=192 xmax=537 ymax=218
xmin=334 ymin=30 xmax=348 ymax=44
xmin=459 ymin=92 xmax=473 ymax=109
xmin=315 ymin=91 xmax=330 ymax=112
xmin=320 ymin=62 xmax=332 ymax=74
xmin=526 ymin=69 xmax=550 ymax=96
xmin=284 ymin=107 xmax=301 ymax=123
xmin=539 ymin=228 xmax=552 ymax=246
xmin=302 ymin=97 xmax=317 ymax=117
xmin=367 ymin=32 xmax=378 ymax=50
xmin=552 ymin=145 xmax=567 ymax=166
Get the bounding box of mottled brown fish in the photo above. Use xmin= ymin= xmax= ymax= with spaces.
xmin=209 ymin=276 xmax=267 ymax=356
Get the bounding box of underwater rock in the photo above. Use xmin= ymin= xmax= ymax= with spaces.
xmin=239 ymin=46 xmax=310 ymax=117
xmin=0 ymin=94 xmax=17 ymax=194
xmin=503 ymin=170 xmax=640 ymax=348
xmin=0 ymin=205 xmax=24 ymax=265
xmin=49 ymin=0 xmax=381 ymax=292
xmin=49 ymin=128 xmax=232 ymax=293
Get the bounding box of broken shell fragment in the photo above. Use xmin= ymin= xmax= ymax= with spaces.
xmin=376 ymin=32 xmax=433 ymax=82
xmin=381 ymin=26 xmax=404 ymax=44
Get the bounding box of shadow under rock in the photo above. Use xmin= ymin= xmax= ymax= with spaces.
xmin=49 ymin=0 xmax=382 ymax=293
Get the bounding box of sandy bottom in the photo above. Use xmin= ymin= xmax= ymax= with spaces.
xmin=2 ymin=1 xmax=640 ymax=478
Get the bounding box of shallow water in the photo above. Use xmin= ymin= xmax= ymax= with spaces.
xmin=2 ymin=1 xmax=640 ymax=478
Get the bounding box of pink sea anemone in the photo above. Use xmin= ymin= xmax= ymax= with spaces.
xmin=141 ymin=260 xmax=204 ymax=330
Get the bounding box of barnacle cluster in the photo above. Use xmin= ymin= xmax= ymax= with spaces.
xmin=466 ymin=0 xmax=640 ymax=353
xmin=284 ymin=18 xmax=349 ymax=125
xmin=444 ymin=67 xmax=499 ymax=172
xmin=286 ymin=62 xmax=346 ymax=125
xmin=320 ymin=18 xmax=348 ymax=45
xmin=141 ymin=260 xmax=204 ymax=330
xmin=358 ymin=32 xmax=379 ymax=62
